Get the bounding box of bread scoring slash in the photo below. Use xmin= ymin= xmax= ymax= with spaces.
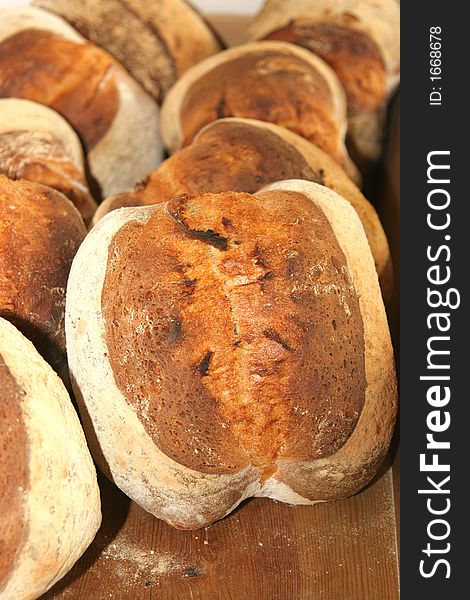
xmin=66 ymin=180 xmax=397 ymax=529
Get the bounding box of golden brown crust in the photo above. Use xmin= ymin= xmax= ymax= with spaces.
xmin=67 ymin=207 xmax=262 ymax=528
xmin=160 ymin=42 xmax=359 ymax=181
xmin=247 ymin=0 xmax=400 ymax=93
xmin=103 ymin=118 xmax=323 ymax=212
xmin=19 ymin=159 xmax=94 ymax=223
xmin=0 ymin=176 xmax=86 ymax=370
xmin=259 ymin=179 xmax=397 ymax=502
xmin=101 ymin=191 xmax=366 ymax=480
xmin=93 ymin=120 xmax=323 ymax=222
xmin=33 ymin=0 xmax=222 ymax=103
xmin=0 ymin=29 xmax=119 ymax=150
xmin=67 ymin=181 xmax=395 ymax=528
xmin=0 ymin=356 xmax=28 ymax=593
xmin=102 ymin=210 xmax=252 ymax=475
xmin=275 ymin=360 xmax=396 ymax=500
xmin=0 ymin=130 xmax=96 ymax=223
xmin=33 ymin=0 xmax=175 ymax=103
xmin=178 ymin=50 xmax=341 ymax=167
xmin=0 ymin=6 xmax=163 ymax=198
xmin=264 ymin=22 xmax=387 ymax=114
xmin=94 ymin=118 xmax=391 ymax=300
xmin=247 ymin=0 xmax=400 ymax=166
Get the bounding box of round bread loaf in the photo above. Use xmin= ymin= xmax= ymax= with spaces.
xmin=160 ymin=41 xmax=359 ymax=183
xmin=66 ymin=180 xmax=397 ymax=530
xmin=0 ymin=6 xmax=163 ymax=198
xmin=0 ymin=317 xmax=101 ymax=600
xmin=0 ymin=99 xmax=96 ymax=223
xmin=247 ymin=0 xmax=400 ymax=167
xmin=32 ymin=0 xmax=222 ymax=103
xmin=0 ymin=175 xmax=86 ymax=374
xmin=94 ymin=117 xmax=391 ymax=299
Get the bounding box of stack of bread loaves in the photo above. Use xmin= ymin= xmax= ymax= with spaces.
xmin=0 ymin=0 xmax=398 ymax=595
xmin=0 ymin=1 xmax=224 ymax=597
xmin=94 ymin=117 xmax=393 ymax=301
xmin=66 ymin=0 xmax=398 ymax=530
xmin=0 ymin=5 xmax=163 ymax=198
xmin=247 ymin=0 xmax=400 ymax=169
xmin=0 ymin=99 xmax=96 ymax=223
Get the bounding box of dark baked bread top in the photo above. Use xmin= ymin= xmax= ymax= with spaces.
xmin=95 ymin=118 xmax=391 ymax=301
xmin=0 ymin=355 xmax=28 ymax=591
xmin=111 ymin=119 xmax=324 ymax=210
xmin=0 ymin=176 xmax=86 ymax=368
xmin=101 ymin=191 xmax=366 ymax=480
xmin=159 ymin=117 xmax=325 ymax=196
xmin=264 ymin=23 xmax=387 ymax=114
xmin=33 ymin=0 xmax=177 ymax=103
xmin=0 ymin=29 xmax=119 ymax=150
xmin=178 ymin=49 xmax=343 ymax=165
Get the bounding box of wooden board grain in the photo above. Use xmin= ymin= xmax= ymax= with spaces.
xmin=42 ymin=462 xmax=398 ymax=600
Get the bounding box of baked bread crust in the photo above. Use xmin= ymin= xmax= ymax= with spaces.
xmin=160 ymin=41 xmax=359 ymax=182
xmin=247 ymin=0 xmax=400 ymax=165
xmin=0 ymin=99 xmax=96 ymax=223
xmin=259 ymin=180 xmax=397 ymax=500
xmin=0 ymin=317 xmax=101 ymax=600
xmin=33 ymin=0 xmax=222 ymax=103
xmin=94 ymin=118 xmax=391 ymax=299
xmin=0 ymin=6 xmax=163 ymax=198
xmin=0 ymin=175 xmax=86 ymax=372
xmin=66 ymin=180 xmax=396 ymax=529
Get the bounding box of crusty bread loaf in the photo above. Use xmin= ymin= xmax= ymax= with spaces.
xmin=94 ymin=117 xmax=391 ymax=299
xmin=247 ymin=0 xmax=400 ymax=167
xmin=160 ymin=41 xmax=359 ymax=182
xmin=0 ymin=175 xmax=86 ymax=374
xmin=0 ymin=317 xmax=101 ymax=600
xmin=0 ymin=6 xmax=163 ymax=198
xmin=66 ymin=179 xmax=396 ymax=529
xmin=0 ymin=98 xmax=96 ymax=223
xmin=32 ymin=0 xmax=222 ymax=103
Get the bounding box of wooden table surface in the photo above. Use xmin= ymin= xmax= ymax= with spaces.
xmin=42 ymin=453 xmax=399 ymax=600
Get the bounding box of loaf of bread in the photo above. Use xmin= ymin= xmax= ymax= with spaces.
xmin=0 ymin=175 xmax=86 ymax=374
xmin=66 ymin=179 xmax=396 ymax=529
xmin=247 ymin=0 xmax=400 ymax=167
xmin=0 ymin=317 xmax=101 ymax=600
xmin=160 ymin=41 xmax=359 ymax=182
xmin=95 ymin=117 xmax=391 ymax=299
xmin=0 ymin=98 xmax=96 ymax=223
xmin=32 ymin=0 xmax=222 ymax=103
xmin=0 ymin=6 xmax=163 ymax=198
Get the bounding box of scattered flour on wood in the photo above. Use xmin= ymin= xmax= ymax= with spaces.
xmin=102 ymin=538 xmax=181 ymax=579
